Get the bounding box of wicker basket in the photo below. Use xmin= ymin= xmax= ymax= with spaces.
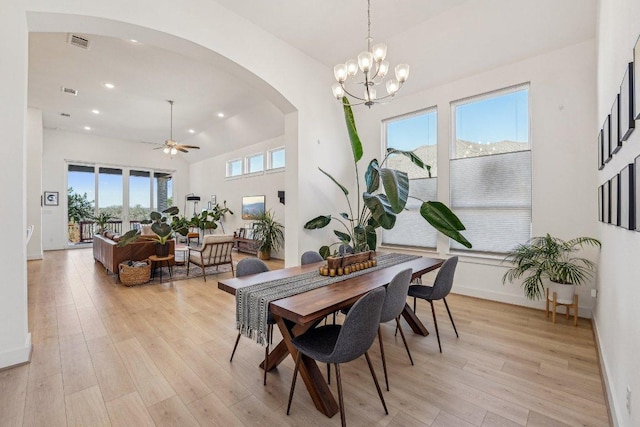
xmin=118 ymin=259 xmax=151 ymax=286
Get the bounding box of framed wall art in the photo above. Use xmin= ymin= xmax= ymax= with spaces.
xmin=620 ymin=62 xmax=635 ymax=141
xmin=604 ymin=180 xmax=611 ymax=224
xmin=636 ymin=155 xmax=640 ymax=232
xmin=611 ymin=93 xmax=622 ymax=154
xmin=611 ymin=174 xmax=620 ymax=226
xmin=241 ymin=195 xmax=265 ymax=220
xmin=603 ymin=114 xmax=612 ymax=163
xmin=598 ymin=184 xmax=604 ymax=222
xmin=634 ymin=35 xmax=640 ymax=120
xmin=620 ymin=163 xmax=635 ymax=230
xmin=44 ymin=191 xmax=59 ymax=206
xmin=598 ymin=130 xmax=604 ymax=170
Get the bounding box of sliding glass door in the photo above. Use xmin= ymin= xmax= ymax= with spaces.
xmin=66 ymin=162 xmax=173 ymax=245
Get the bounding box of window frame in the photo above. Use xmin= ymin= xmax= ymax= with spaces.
xmin=449 ymin=82 xmax=532 ymax=255
xmin=267 ymin=146 xmax=285 ymax=171
xmin=245 ymin=152 xmax=265 ymax=175
xmin=226 ymin=158 xmax=243 ymax=178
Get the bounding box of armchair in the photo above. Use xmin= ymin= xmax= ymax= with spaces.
xmin=186 ymin=234 xmax=235 ymax=281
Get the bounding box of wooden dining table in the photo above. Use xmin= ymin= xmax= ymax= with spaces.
xmin=218 ymin=255 xmax=444 ymax=418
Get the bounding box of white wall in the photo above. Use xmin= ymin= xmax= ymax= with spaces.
xmin=0 ymin=0 xmax=31 ymax=368
xmin=26 ymin=108 xmax=43 ymax=260
xmin=189 ymin=137 xmax=286 ymax=259
xmin=595 ymin=1 xmax=640 ymax=425
xmin=354 ymin=40 xmax=598 ymax=314
xmin=42 ymin=129 xmax=190 ymax=250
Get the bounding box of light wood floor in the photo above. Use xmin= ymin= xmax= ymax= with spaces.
xmin=0 ymin=248 xmax=610 ymax=426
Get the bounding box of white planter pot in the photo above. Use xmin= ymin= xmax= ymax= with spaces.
xmin=547 ymin=281 xmax=576 ymax=304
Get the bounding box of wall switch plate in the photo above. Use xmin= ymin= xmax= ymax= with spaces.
xmin=591 ymin=289 xmax=597 ymax=298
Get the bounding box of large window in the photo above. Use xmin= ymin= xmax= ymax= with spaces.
xmin=450 ymin=85 xmax=531 ymax=254
xmin=381 ymin=109 xmax=438 ymax=249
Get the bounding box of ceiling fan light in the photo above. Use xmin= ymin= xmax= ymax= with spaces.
xmin=163 ymin=147 xmax=170 ymax=154
xmin=170 ymin=147 xmax=177 ymax=155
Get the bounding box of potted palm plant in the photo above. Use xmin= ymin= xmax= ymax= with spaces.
xmin=252 ymin=210 xmax=284 ymax=260
xmin=118 ymin=206 xmax=188 ymax=256
xmin=502 ymin=234 xmax=601 ymax=302
xmin=91 ymin=211 xmax=115 ymax=234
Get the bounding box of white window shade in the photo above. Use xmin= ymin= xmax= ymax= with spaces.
xmin=450 ymin=151 xmax=531 ymax=253
xmin=381 ymin=177 xmax=437 ymax=248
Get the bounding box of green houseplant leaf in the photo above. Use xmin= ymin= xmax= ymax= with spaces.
xmin=343 ymin=97 xmax=363 ymax=163
xmin=304 ymin=215 xmax=332 ymax=229
xmin=363 ymin=193 xmax=397 ymax=230
xmin=319 ymin=167 xmax=349 ymax=196
xmin=420 ymin=201 xmax=471 ymax=248
xmin=365 ymin=159 xmax=380 ymax=193
xmin=379 ymin=167 xmax=409 ymax=214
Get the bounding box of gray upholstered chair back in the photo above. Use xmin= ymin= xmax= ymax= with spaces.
xmin=430 ymin=256 xmax=459 ymax=300
xmin=301 ymin=251 xmax=323 ymax=265
xmin=236 ymin=258 xmax=269 ymax=277
xmin=338 ymin=244 xmax=354 ymax=255
xmin=380 ymin=268 xmax=413 ymax=323
xmin=330 ymin=288 xmax=385 ymax=364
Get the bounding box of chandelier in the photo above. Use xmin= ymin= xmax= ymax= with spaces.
xmin=331 ymin=0 xmax=410 ymax=107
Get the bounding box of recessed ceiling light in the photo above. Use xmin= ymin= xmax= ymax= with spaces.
xmin=188 ymin=129 xmax=195 ymax=134
xmin=130 ymin=39 xmax=138 ymax=43
xmin=84 ymin=126 xmax=91 ymax=131
xmin=104 ymin=83 xmax=115 ymax=89
xmin=217 ymin=112 xmax=225 ymax=118
xmin=91 ymin=109 xmax=100 ymax=114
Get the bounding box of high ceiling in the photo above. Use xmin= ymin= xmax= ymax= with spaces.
xmin=27 ymin=0 xmax=596 ymax=161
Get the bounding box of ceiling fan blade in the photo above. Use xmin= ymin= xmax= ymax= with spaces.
xmin=152 ymin=146 xmax=165 ymax=150
xmin=177 ymin=145 xmax=200 ymax=150
xmin=176 ymin=147 xmax=189 ymax=153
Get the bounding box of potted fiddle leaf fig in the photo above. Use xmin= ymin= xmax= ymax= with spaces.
xmin=252 ymin=210 xmax=284 ymax=260
xmin=304 ymin=97 xmax=471 ymax=257
xmin=118 ymin=206 xmax=188 ymax=256
xmin=502 ymin=234 xmax=601 ymax=301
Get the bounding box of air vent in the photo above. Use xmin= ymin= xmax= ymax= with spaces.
xmin=61 ymin=86 xmax=78 ymax=96
xmin=67 ymin=34 xmax=90 ymax=49
xmin=60 ymin=113 xmax=71 ymax=118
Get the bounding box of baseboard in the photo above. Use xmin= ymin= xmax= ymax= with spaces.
xmin=0 ymin=333 xmax=32 ymax=369
xmin=591 ymin=313 xmax=619 ymax=427
xmin=453 ymin=285 xmax=593 ymax=318
xmin=27 ymin=252 xmax=43 ymax=260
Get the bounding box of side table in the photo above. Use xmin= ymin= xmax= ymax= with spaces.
xmin=149 ymin=254 xmax=174 ymax=282
xmin=174 ymin=245 xmax=189 ymax=266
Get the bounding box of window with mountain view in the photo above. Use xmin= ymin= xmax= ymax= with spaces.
xmin=381 ymin=108 xmax=438 ymax=249
xmin=450 ymin=84 xmax=531 ymax=254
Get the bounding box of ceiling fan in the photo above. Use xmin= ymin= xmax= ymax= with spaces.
xmin=154 ymin=100 xmax=200 ymax=154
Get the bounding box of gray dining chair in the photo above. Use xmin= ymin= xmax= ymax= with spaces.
xmin=377 ymin=268 xmax=414 ymax=391
xmin=230 ymin=257 xmax=273 ymax=385
xmin=287 ymin=288 xmax=388 ymax=427
xmin=301 ymin=250 xmax=323 ymax=265
xmin=408 ymin=256 xmax=459 ymax=353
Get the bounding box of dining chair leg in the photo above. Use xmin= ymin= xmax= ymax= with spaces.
xmin=327 ymin=363 xmax=331 ymax=385
xmin=429 ymin=300 xmax=442 ymax=353
xmin=413 ymin=297 xmax=417 ymax=314
xmin=229 ymin=332 xmax=241 ymax=362
xmin=442 ymin=297 xmax=459 ymax=338
xmin=377 ymin=327 xmax=389 ymax=391
xmin=286 ymin=351 xmax=302 ymax=415
xmin=395 ymin=316 xmax=414 ymax=366
xmin=335 ymin=363 xmax=346 ymax=427
xmin=364 ymin=351 xmax=388 ymax=415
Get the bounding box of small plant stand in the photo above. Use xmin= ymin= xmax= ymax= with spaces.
xmin=545 ymin=288 xmax=578 ymax=326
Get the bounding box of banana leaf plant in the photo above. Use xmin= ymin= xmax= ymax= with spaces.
xmin=304 ymin=97 xmax=471 ymax=258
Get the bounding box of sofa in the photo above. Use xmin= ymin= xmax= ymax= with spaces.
xmin=93 ymin=232 xmax=175 ymax=274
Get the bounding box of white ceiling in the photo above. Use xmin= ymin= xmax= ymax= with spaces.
xmin=27 ymin=0 xmax=596 ymax=161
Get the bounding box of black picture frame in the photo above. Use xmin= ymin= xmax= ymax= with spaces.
xmin=598 ymin=130 xmax=605 ymax=170
xmin=603 ymin=114 xmax=612 ymax=163
xmin=598 ymin=184 xmax=604 ymax=222
xmin=44 ymin=191 xmax=59 ymax=206
xmin=611 ymin=174 xmax=620 ymax=226
xmin=604 ymin=180 xmax=611 ymax=224
xmin=634 ymin=35 xmax=640 ymax=120
xmin=620 ymin=62 xmax=635 ymax=141
xmin=620 ymin=163 xmax=635 ymax=230
xmin=635 ymin=155 xmax=640 ymax=232
xmin=611 ymin=93 xmax=622 ymax=154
